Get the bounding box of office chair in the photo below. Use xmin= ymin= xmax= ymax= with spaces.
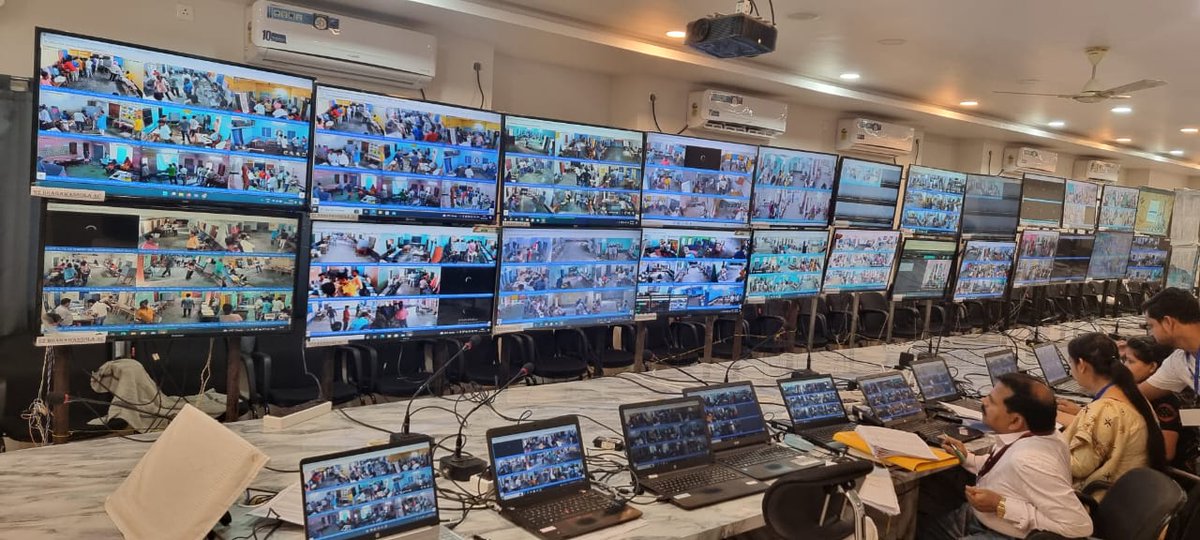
xmin=347 ymin=340 xmax=438 ymax=402
xmin=746 ymin=314 xmax=789 ymax=354
xmin=1088 ymin=468 xmax=1185 ymax=540
xmin=460 ymin=334 xmax=520 ymax=387
xmin=856 ymin=292 xmax=891 ymax=342
xmin=710 ymin=317 xmax=750 ymax=360
xmin=526 ymin=329 xmax=588 ymax=380
xmin=796 ymin=297 xmax=832 ymax=350
xmin=761 ymin=460 xmax=874 ymax=539
xmin=132 ymin=337 xmax=229 ymax=396
xmin=245 ymin=334 xmax=361 ymax=410
xmin=586 ymin=325 xmax=636 ymax=373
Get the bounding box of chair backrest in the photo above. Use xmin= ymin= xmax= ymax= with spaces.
xmin=762 ymin=461 xmax=873 ymax=539
xmin=713 ymin=318 xmax=740 ymax=341
xmin=253 ymin=333 xmax=317 ymax=388
xmin=748 ymin=315 xmax=786 ymax=345
xmin=1094 ymin=468 xmax=1185 ymax=540
xmin=858 ymin=292 xmax=889 ymax=311
xmin=0 ymin=376 xmax=6 ymax=423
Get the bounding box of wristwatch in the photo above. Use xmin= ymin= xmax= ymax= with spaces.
xmin=996 ymin=497 xmax=1007 ymax=519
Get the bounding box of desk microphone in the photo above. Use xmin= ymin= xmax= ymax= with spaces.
xmin=399 ymin=333 xmax=485 ymax=436
xmin=46 ymin=392 xmax=176 ymax=422
xmin=440 ymin=362 xmax=533 ymax=481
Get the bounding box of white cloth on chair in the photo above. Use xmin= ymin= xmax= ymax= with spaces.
xmin=88 ymin=358 xmax=227 ymax=432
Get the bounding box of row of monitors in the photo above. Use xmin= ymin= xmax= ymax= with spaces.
xmin=38 ymin=203 xmax=1176 ymax=344
xmin=32 ymin=31 xmax=1177 ymax=237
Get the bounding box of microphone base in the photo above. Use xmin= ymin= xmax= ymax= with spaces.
xmin=440 ymin=453 xmax=487 ymax=482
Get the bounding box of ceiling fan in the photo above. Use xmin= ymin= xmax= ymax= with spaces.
xmin=994 ymin=46 xmax=1166 ymax=103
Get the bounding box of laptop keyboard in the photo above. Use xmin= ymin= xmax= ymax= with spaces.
xmin=651 ymin=466 xmax=742 ymax=495
xmin=518 ymin=490 xmax=613 ymax=528
xmin=800 ymin=422 xmax=856 ymax=444
xmin=912 ymin=419 xmax=981 ymax=444
xmin=1057 ymin=379 xmax=1086 ymax=394
xmin=950 ymin=398 xmax=983 ymax=412
xmin=719 ymin=444 xmax=798 ymax=468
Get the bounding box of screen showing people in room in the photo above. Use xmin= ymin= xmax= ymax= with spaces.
xmin=622 ymin=400 xmax=711 ymax=471
xmin=1135 ymin=187 xmax=1174 ymax=237
xmin=953 ymin=240 xmax=1016 ymax=301
xmin=1050 ymin=234 xmax=1094 ymax=284
xmin=685 ymin=383 xmax=766 ymax=445
xmin=311 ymin=86 xmax=502 ymax=223
xmin=745 ymin=230 xmax=828 ymax=301
xmin=891 ymin=239 xmax=957 ymax=300
xmin=501 ymin=116 xmax=643 ymax=226
xmin=637 ymin=229 xmax=749 ymax=315
xmin=642 ymin=133 xmax=755 ymax=228
xmin=899 ymin=166 xmax=966 ymax=236
xmin=912 ymin=360 xmax=957 ymax=401
xmin=1087 ymin=231 xmax=1134 ymax=280
xmin=831 ymin=158 xmax=903 ymax=229
xmin=1127 ymin=235 xmax=1169 ymax=283
xmin=859 ymin=373 xmax=923 ymax=423
xmin=40 ymin=203 xmax=299 ymax=339
xmin=961 ymin=174 xmax=1021 ymax=238
xmin=1013 ymin=230 xmax=1058 ymax=287
xmin=34 ymin=31 xmax=314 ymax=208
xmin=1018 ymin=174 xmax=1066 ymax=228
xmin=307 ymin=222 xmax=498 ymax=344
xmin=779 ymin=376 xmax=846 ymax=424
xmin=489 ymin=423 xmax=587 ymax=502
xmin=750 ymin=147 xmax=836 ymax=227
xmin=1098 ymin=184 xmax=1138 ymax=232
xmin=821 ymin=229 xmax=901 ymax=293
xmin=1062 ymin=179 xmax=1100 ymax=231
xmin=496 ymin=228 xmax=639 ymax=331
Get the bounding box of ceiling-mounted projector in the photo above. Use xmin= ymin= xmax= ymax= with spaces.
xmin=685 ymin=12 xmax=776 ymax=58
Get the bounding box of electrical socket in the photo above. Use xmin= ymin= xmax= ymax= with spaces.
xmin=176 ymin=3 xmax=194 ymax=21
xmin=472 ymin=62 xmax=482 ymax=72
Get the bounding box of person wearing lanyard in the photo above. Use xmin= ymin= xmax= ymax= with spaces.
xmin=1138 ymin=288 xmax=1200 ymax=402
xmin=1056 ymin=333 xmax=1165 ymax=500
xmin=919 ymin=373 xmax=1092 ymax=540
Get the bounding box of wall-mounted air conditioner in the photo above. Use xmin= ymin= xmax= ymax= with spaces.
xmin=1074 ymin=159 xmax=1121 ymax=183
xmin=1000 ymin=146 xmax=1058 ymax=178
xmin=687 ymin=89 xmax=788 ymax=138
xmin=835 ymin=118 xmax=915 ymax=157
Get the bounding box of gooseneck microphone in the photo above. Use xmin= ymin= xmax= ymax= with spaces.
xmin=439 ymin=362 xmax=533 ymax=481
xmin=400 ymin=333 xmax=485 ymax=436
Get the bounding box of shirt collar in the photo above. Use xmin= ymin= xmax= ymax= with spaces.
xmin=993 ymin=431 xmax=1029 ymax=445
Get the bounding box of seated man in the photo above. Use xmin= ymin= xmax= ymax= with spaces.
xmin=920 ymin=373 xmax=1093 ymax=540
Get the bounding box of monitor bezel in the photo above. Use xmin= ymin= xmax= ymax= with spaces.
xmin=888 ymin=236 xmax=959 ymax=301
xmin=960 ymin=174 xmax=1024 ymax=239
xmin=640 ymin=131 xmax=758 ymax=230
xmin=1012 ymin=229 xmax=1060 ymax=289
xmin=1097 ymin=183 xmax=1139 ymax=233
xmin=830 ymin=156 xmax=904 ymax=230
xmin=745 ymin=228 xmax=831 ymax=302
xmin=1134 ymin=186 xmax=1176 ymax=237
xmin=1086 ymin=230 xmax=1135 ymax=281
xmin=1061 ymin=178 xmax=1101 ymax=232
xmin=820 ymin=227 xmax=903 ymax=294
xmin=1017 ymin=173 xmax=1067 ymax=230
xmin=898 ymin=164 xmax=968 ymax=238
xmin=635 ymin=226 xmax=751 ymax=318
xmin=749 ymin=145 xmax=840 ymax=229
xmin=951 ymin=238 xmax=1018 ymax=303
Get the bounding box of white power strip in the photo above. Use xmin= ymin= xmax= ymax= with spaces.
xmin=262 ymin=401 xmax=332 ymax=431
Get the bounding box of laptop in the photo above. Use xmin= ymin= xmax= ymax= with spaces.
xmin=984 ymin=349 xmax=1020 ymax=386
xmin=300 ymin=434 xmax=464 ymax=540
xmin=777 ymin=374 xmax=859 ymax=449
xmin=619 ymin=397 xmax=767 ymax=509
xmin=682 ymin=382 xmax=821 ymax=480
xmin=1033 ymin=343 xmax=1087 ymax=395
xmin=858 ymin=372 xmax=983 ymax=445
xmin=485 ymin=416 xmax=641 ymax=539
xmin=911 ymin=357 xmax=983 ymax=413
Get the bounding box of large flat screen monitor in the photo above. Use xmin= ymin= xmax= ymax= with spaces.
xmin=961 ymin=174 xmax=1021 ymax=238
xmin=1050 ymin=234 xmax=1095 ymax=284
xmin=750 ymin=147 xmax=837 ymax=228
xmin=899 ymin=166 xmax=966 ymax=236
xmin=821 ymin=229 xmax=901 ymax=293
xmin=952 ymin=240 xmax=1017 ymax=301
xmin=310 ymin=85 xmax=502 ymax=223
xmin=1018 ymin=174 xmax=1066 ymax=229
xmin=1013 ymin=230 xmax=1059 ymax=287
xmin=39 ymin=202 xmax=299 ymax=339
xmin=306 ymin=222 xmax=497 ymax=345
xmin=1062 ymin=179 xmax=1100 ymax=231
xmin=831 ymin=158 xmax=903 ymax=229
xmin=501 ymin=117 xmax=643 ymax=226
xmin=642 ymin=133 xmax=755 ymax=228
xmin=637 ymin=229 xmax=749 ymax=315
xmin=745 ymin=230 xmax=829 ymax=301
xmin=891 ymin=238 xmax=958 ymax=300
xmin=495 ymin=228 xmax=640 ymax=332
xmin=1135 ymin=187 xmax=1175 ymax=237
xmin=1087 ymin=231 xmax=1134 ymax=281
xmin=1171 ymin=190 xmax=1200 ymax=245
xmin=1098 ymin=184 xmax=1138 ymax=232
xmin=33 ymin=30 xmax=314 ymax=209
xmin=1168 ymin=246 xmax=1200 ymax=290
xmin=1127 ymin=236 xmax=1169 ymax=283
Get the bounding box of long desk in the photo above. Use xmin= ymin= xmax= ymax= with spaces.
xmin=0 ymin=317 xmax=1136 ymax=539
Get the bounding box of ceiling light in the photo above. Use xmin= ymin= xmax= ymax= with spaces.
xmin=877 ymin=38 xmax=906 ymax=46
xmin=1182 ymin=128 xmax=1199 ymax=134
xmin=665 ymin=30 xmax=686 ymax=39
xmin=1114 ymin=137 xmax=1133 ymax=143
xmin=1170 ymin=150 xmax=1186 ymax=156
xmin=1047 ymin=121 xmax=1066 ymax=128
xmin=839 ymin=73 xmax=861 ymax=81
xmin=788 ymin=12 xmax=821 ymax=21
xmin=959 ymin=100 xmax=979 ymax=107
xmin=1111 ymin=106 xmax=1133 ymax=114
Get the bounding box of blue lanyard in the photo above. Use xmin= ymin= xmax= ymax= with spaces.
xmin=1093 ymin=383 xmax=1115 ymax=402
xmin=1193 ymin=351 xmax=1200 ymax=394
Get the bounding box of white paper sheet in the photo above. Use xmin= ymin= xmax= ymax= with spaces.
xmin=248 ymin=481 xmax=304 ymax=525
xmin=859 ymin=466 xmax=901 ymax=516
xmin=941 ymin=402 xmax=983 ymax=421
xmin=854 ymin=425 xmax=937 ymax=460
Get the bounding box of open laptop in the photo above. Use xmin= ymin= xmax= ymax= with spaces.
xmin=619 ymin=397 xmax=767 ymax=509
xmin=911 ymin=357 xmax=983 ymax=413
xmin=300 ymin=434 xmax=463 ymax=540
xmin=1033 ymin=343 xmax=1087 ymax=395
xmin=682 ymin=382 xmax=821 ymax=480
xmin=858 ymin=372 xmax=983 ymax=445
xmin=984 ymin=349 xmax=1020 ymax=386
xmin=485 ymin=416 xmax=641 ymax=539
xmin=777 ymin=374 xmax=858 ymax=448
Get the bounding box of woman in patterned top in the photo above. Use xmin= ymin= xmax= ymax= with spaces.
xmin=1122 ymin=336 xmax=1197 ymax=472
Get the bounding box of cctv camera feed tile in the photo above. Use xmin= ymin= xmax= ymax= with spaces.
xmin=502 ymin=116 xmax=643 ymax=226
xmin=1018 ymin=174 xmax=1066 ymax=229
xmin=821 ymin=229 xmax=901 ymax=293
xmin=490 ymin=424 xmax=586 ymax=501
xmin=35 ymin=31 xmax=313 ymax=208
xmin=899 ymin=166 xmax=966 ymax=236
xmin=859 ymin=373 xmax=923 ymax=423
xmin=1127 ymin=235 xmax=1169 ymax=283
xmin=307 ymin=222 xmax=498 ymax=343
xmin=641 ymin=133 xmax=755 ymax=228
xmin=686 ymin=384 xmax=766 ymax=445
xmin=779 ymin=377 xmax=845 ymax=424
xmin=622 ymin=400 xmax=711 ymax=471
xmin=40 ymin=203 xmax=298 ymax=339
xmin=1167 ymin=246 xmax=1200 ymax=290
xmin=1087 ymin=231 xmax=1134 ymax=280
xmin=637 ymin=229 xmax=749 ymax=315
xmin=1049 ymin=234 xmax=1094 ymax=284
xmin=1135 ymin=187 xmax=1175 ymax=237
xmin=301 ymin=442 xmax=438 ymax=540
xmin=891 ymin=239 xmax=957 ymax=300
xmin=831 ymin=158 xmax=903 ymax=229
xmin=1062 ymin=180 xmax=1100 ymax=231
xmin=953 ymin=240 xmax=1017 ymax=301
xmin=961 ymin=175 xmax=1021 ymax=238
xmin=746 ymin=230 xmax=828 ymax=301
xmin=1098 ymin=185 xmax=1138 ymax=232
xmin=311 ymin=86 xmax=502 ymax=223
xmin=496 ymin=228 xmax=639 ymax=331
xmin=750 ymin=147 xmax=837 ymax=227
xmin=1013 ymin=230 xmax=1059 ymax=287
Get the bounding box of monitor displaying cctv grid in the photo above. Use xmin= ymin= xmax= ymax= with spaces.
xmin=642 ymin=132 xmax=756 ymax=229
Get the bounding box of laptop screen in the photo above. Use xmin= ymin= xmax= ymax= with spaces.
xmin=778 ymin=376 xmax=848 ymax=426
xmin=301 ymin=441 xmax=438 ymax=540
xmin=912 ymin=359 xmax=958 ymax=401
xmin=489 ymin=422 xmax=587 ymax=502
xmin=684 ymin=383 xmax=768 ymax=447
xmin=859 ymin=373 xmax=925 ymax=423
xmin=1034 ymin=344 xmax=1070 ymax=383
xmin=622 ymin=399 xmax=711 ymax=472
xmin=985 ymin=351 xmax=1019 ymax=384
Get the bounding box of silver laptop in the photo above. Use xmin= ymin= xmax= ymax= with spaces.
xmin=1033 ymin=343 xmax=1087 ymax=395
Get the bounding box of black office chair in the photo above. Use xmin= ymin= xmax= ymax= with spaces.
xmin=1088 ymin=468 xmax=1185 ymax=540
xmin=825 ymin=293 xmax=855 ymax=343
xmin=526 ymin=330 xmax=588 ymax=380
xmin=746 ymin=314 xmax=789 ymax=354
xmin=460 ymin=334 xmax=521 ymax=387
xmin=349 ymin=340 xmax=438 ymax=401
xmin=711 ymin=317 xmax=750 ymax=360
xmin=638 ymin=318 xmax=699 ymax=367
xmin=856 ymin=292 xmax=891 ymax=342
xmin=245 ymin=334 xmax=361 ymax=410
xmin=796 ymin=297 xmax=832 ymax=350
xmin=762 ymin=461 xmax=873 ymax=539
xmin=586 ymin=325 xmax=636 ymax=373
xmin=890 ymin=301 xmax=924 ymax=340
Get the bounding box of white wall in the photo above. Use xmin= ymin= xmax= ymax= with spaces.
xmin=492 ymin=53 xmax=612 ymax=125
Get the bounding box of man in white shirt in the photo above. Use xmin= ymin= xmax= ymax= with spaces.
xmin=86 ymin=299 xmax=110 ymax=326
xmin=1138 ymin=287 xmax=1200 ymax=400
xmin=53 ymin=298 xmax=75 ymax=327
xmin=920 ymin=372 xmax=1093 ymax=540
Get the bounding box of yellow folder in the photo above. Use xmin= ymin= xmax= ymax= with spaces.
xmin=833 ymin=431 xmax=960 ymax=472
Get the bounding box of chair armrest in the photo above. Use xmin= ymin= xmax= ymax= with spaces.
xmin=335 ymin=345 xmax=368 ymax=391
xmin=250 ymin=350 xmax=274 ymax=403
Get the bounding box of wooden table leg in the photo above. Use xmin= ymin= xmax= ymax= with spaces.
xmin=225 ymin=337 xmax=241 ymax=421
xmin=51 ymin=346 xmax=71 ymax=444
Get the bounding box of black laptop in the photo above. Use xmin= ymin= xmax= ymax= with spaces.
xmin=911 ymin=357 xmax=983 ymax=412
xmin=1033 ymin=343 xmax=1087 ymax=395
xmin=984 ymin=349 xmax=1020 ymax=386
xmin=683 ymin=381 xmax=821 ymax=480
xmin=777 ymin=374 xmax=859 ymax=448
xmin=619 ymin=397 xmax=767 ymax=509
xmin=858 ymin=371 xmax=983 ymax=445
xmin=486 ymin=416 xmax=641 ymax=539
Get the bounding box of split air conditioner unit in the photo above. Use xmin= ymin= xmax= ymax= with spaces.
xmin=835 ymin=118 xmax=915 ymax=157
xmin=687 ymin=89 xmax=788 ymax=138
xmin=1074 ymin=159 xmax=1121 ymax=183
xmin=1001 ymin=146 xmax=1059 ymax=178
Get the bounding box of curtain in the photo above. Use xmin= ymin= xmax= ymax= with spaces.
xmin=0 ymin=75 xmax=38 ymax=337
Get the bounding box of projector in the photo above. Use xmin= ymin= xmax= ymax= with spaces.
xmin=685 ymin=13 xmax=777 ymax=58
